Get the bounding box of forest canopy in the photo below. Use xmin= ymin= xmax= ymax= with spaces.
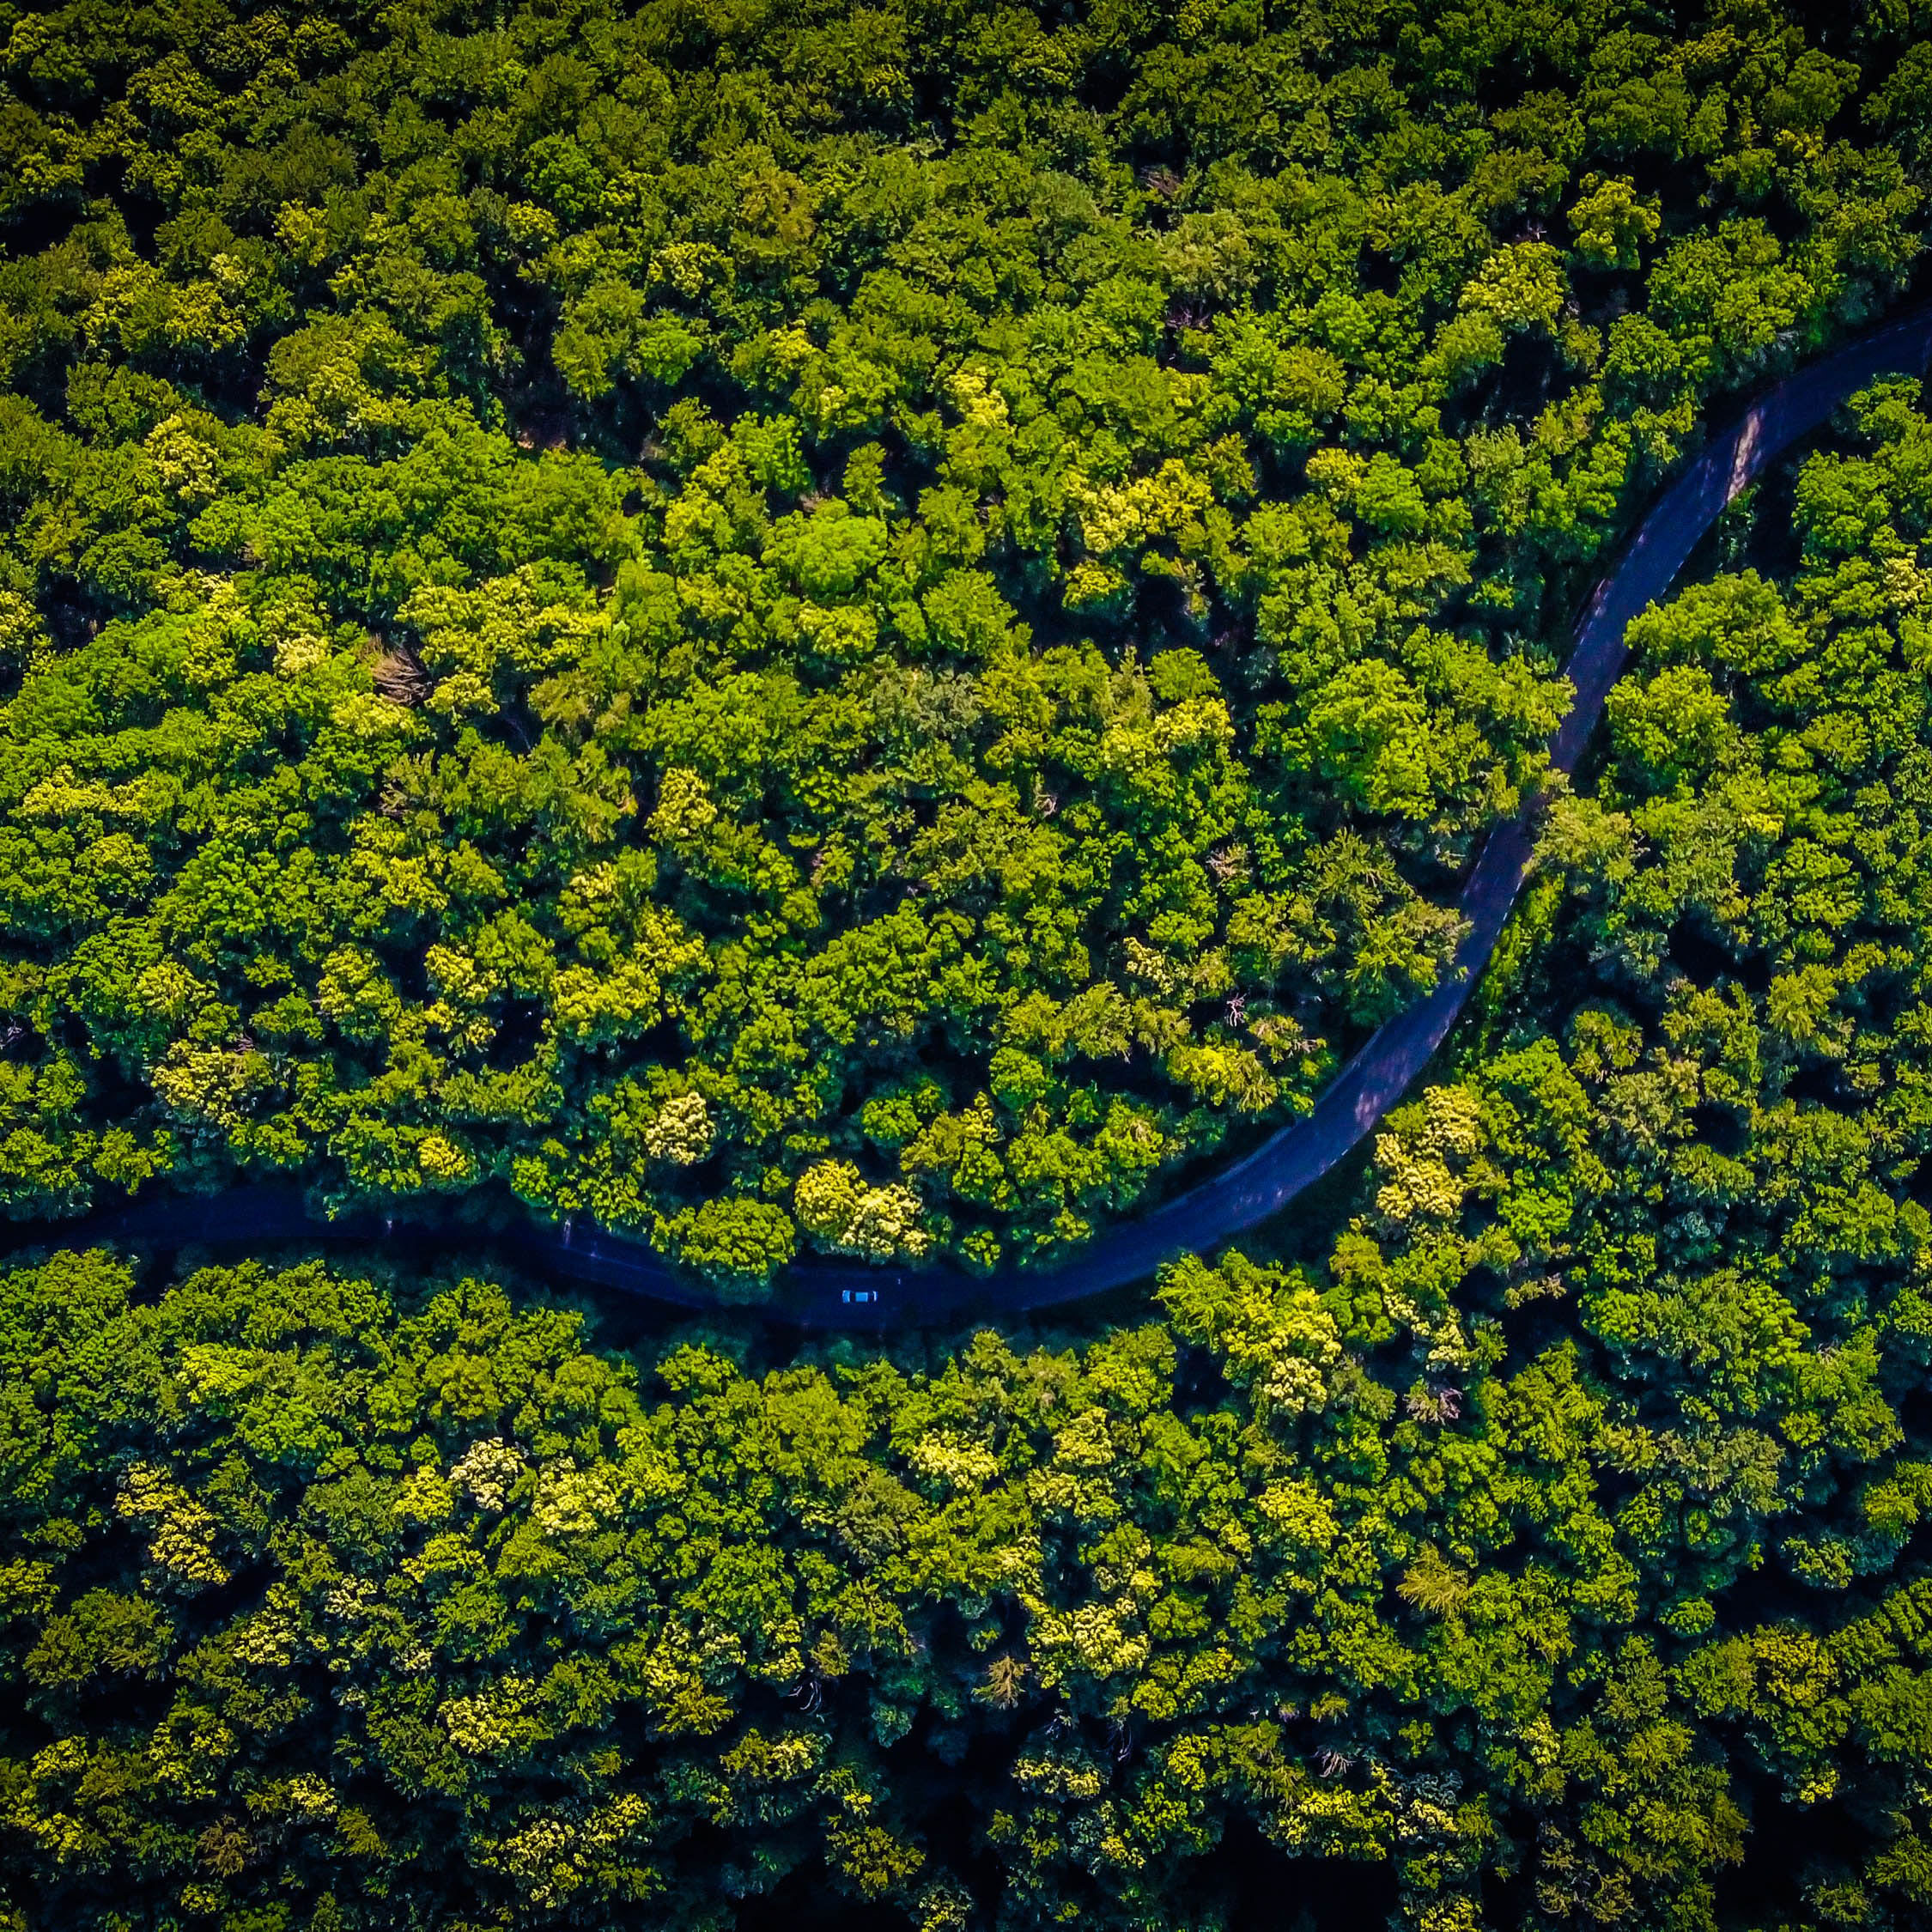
xmin=10 ymin=363 xmax=1932 ymax=1931
xmin=0 ymin=0 xmax=1926 ymax=1285
xmin=9 ymin=2 xmax=1932 ymax=1930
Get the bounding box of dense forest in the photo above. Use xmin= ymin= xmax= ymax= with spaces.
xmin=6 ymin=0 xmax=1932 ymax=1927
xmin=5 ymin=386 xmax=1932 ymax=1928
xmin=1 ymin=0 xmax=1927 ymax=1280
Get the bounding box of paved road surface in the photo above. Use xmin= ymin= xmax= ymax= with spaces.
xmin=18 ymin=305 xmax=1932 ymax=1329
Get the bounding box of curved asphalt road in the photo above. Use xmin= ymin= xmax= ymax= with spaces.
xmin=21 ymin=304 xmax=1932 ymax=1329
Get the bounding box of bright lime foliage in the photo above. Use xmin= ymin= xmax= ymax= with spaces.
xmin=0 ymin=0 xmax=1923 ymax=1284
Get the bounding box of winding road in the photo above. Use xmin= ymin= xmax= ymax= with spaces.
xmin=17 ymin=304 xmax=1932 ymax=1329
